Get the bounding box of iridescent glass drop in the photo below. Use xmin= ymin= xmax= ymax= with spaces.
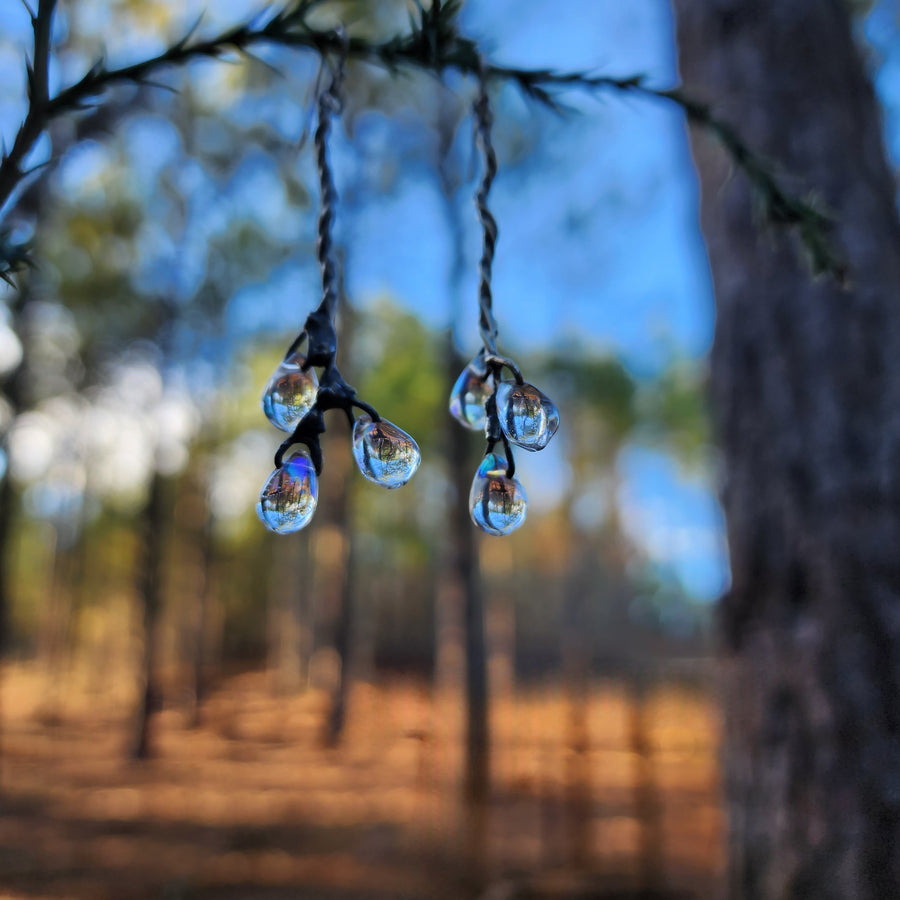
xmin=449 ymin=365 xmax=493 ymax=431
xmin=469 ymin=452 xmax=527 ymax=536
xmin=495 ymin=381 xmax=560 ymax=451
xmin=261 ymin=351 xmax=319 ymax=432
xmin=352 ymin=414 xmax=421 ymax=489
xmin=256 ymin=448 xmax=318 ymax=533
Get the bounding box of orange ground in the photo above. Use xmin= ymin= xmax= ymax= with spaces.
xmin=0 ymin=666 xmax=724 ymax=899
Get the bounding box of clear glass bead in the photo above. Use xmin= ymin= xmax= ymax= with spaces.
xmin=449 ymin=364 xmax=493 ymax=431
xmin=495 ymin=381 xmax=560 ymax=451
xmin=261 ymin=351 xmax=319 ymax=433
xmin=469 ymin=452 xmax=527 ymax=536
xmin=352 ymin=414 xmax=421 ymax=489
xmin=256 ymin=448 xmax=318 ymax=533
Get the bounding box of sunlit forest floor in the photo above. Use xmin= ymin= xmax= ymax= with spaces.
xmin=0 ymin=665 xmax=723 ymax=899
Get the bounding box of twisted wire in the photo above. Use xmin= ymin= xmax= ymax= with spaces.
xmin=313 ymin=53 xmax=345 ymax=324
xmin=473 ymin=68 xmax=518 ymax=478
xmin=474 ymin=70 xmax=499 ymax=358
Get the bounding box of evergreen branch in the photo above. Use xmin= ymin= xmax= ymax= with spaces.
xmin=655 ymin=84 xmax=845 ymax=283
xmin=0 ymin=0 xmax=844 ymax=283
xmin=494 ymin=69 xmax=847 ymax=282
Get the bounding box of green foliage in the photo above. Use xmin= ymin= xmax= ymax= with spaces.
xmin=639 ymin=362 xmax=711 ymax=468
xmin=545 ymin=353 xmax=637 ymax=442
xmin=353 ymin=299 xmax=445 ymax=455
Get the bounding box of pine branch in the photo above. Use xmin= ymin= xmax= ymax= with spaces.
xmin=0 ymin=0 xmax=845 ymax=284
xmin=495 ymin=69 xmax=847 ymax=283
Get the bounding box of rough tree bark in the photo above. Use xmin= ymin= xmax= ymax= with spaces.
xmin=673 ymin=1 xmax=900 ymax=897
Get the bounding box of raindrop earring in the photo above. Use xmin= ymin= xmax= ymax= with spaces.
xmin=258 ymin=40 xmax=420 ymax=534
xmin=448 ymin=67 xmax=560 ymax=536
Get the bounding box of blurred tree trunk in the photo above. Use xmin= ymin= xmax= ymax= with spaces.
xmin=674 ymin=1 xmax=900 ymax=896
xmin=444 ymin=344 xmax=490 ymax=808
xmin=267 ymin=529 xmax=312 ymax=696
xmin=0 ymin=306 xmax=22 ymax=790
xmin=627 ymin=670 xmax=664 ymax=894
xmin=561 ymin=540 xmax=592 ymax=871
xmin=129 ymin=467 xmax=171 ymax=760
xmin=38 ymin=520 xmax=81 ymax=721
xmin=187 ymin=466 xmax=217 ymax=725
xmin=445 ymin=348 xmax=490 ymax=886
xmin=322 ymin=290 xmax=357 ymax=747
xmin=435 ymin=93 xmax=491 ymax=813
xmin=0 ymin=294 xmax=25 ymax=660
xmin=0 ymin=447 xmax=12 ymax=658
xmin=324 ymin=507 xmax=355 ymax=745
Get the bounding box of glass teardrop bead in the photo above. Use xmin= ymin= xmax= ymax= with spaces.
xmin=449 ymin=364 xmax=493 ymax=431
xmin=256 ymin=448 xmax=318 ymax=533
xmin=469 ymin=452 xmax=527 ymax=536
xmin=495 ymin=381 xmax=560 ymax=451
xmin=352 ymin=414 xmax=421 ymax=489
xmin=261 ymin=351 xmax=319 ymax=433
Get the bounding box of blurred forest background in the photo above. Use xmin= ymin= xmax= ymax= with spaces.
xmin=0 ymin=1 xmax=898 ymax=898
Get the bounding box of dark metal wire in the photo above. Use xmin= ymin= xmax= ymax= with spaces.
xmin=473 ymin=66 xmax=500 ymax=359
xmin=313 ymin=48 xmax=345 ymax=325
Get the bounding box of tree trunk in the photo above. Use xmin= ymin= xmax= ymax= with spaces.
xmin=324 ymin=518 xmax=355 ymax=745
xmin=442 ymin=347 xmax=491 ymax=810
xmin=129 ymin=468 xmax=170 ymax=760
xmin=322 ymin=285 xmax=358 ymax=747
xmin=673 ymin=1 xmax=900 ymax=896
xmin=0 ymin=288 xmax=30 ymax=661
xmin=0 ymin=457 xmax=11 ymax=657
xmin=561 ymin=542 xmax=593 ymax=872
xmin=266 ymin=529 xmax=312 ymax=696
xmin=187 ymin=469 xmax=217 ymax=726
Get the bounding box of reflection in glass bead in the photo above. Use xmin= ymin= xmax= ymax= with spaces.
xmin=449 ymin=364 xmax=493 ymax=431
xmin=496 ymin=381 xmax=560 ymax=451
xmin=352 ymin=414 xmax=421 ymax=489
xmin=469 ymin=452 xmax=527 ymax=536
xmin=261 ymin=351 xmax=319 ymax=432
xmin=256 ymin=448 xmax=318 ymax=533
